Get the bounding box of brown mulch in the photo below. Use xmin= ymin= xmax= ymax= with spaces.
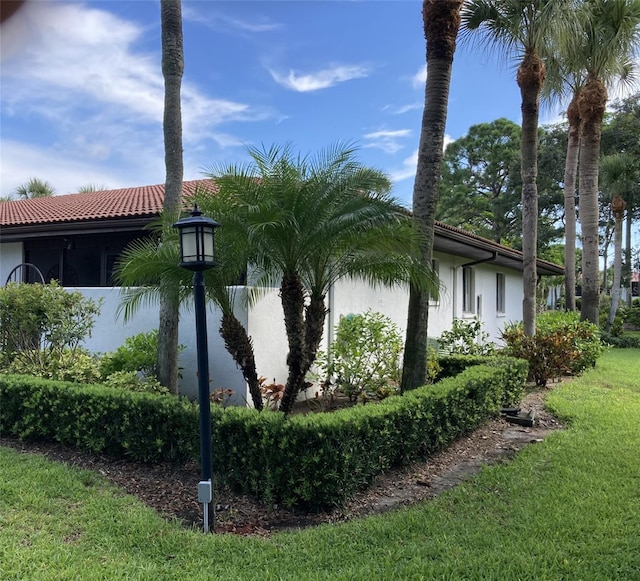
xmin=0 ymin=387 xmax=563 ymax=537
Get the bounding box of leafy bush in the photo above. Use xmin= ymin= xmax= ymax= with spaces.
xmin=600 ymin=332 xmax=640 ymax=349
xmin=102 ymin=370 xmax=169 ymax=395
xmin=317 ymin=311 xmax=403 ymax=401
xmin=438 ymin=318 xmax=496 ymax=356
xmin=5 ymin=348 xmax=101 ymax=384
xmin=624 ymin=303 xmax=640 ymax=329
xmin=0 ymin=282 xmax=101 ymax=374
xmin=99 ymin=330 xmax=160 ymax=379
xmin=502 ymin=311 xmax=602 ymax=386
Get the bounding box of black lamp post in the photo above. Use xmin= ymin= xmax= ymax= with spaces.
xmin=173 ymin=204 xmax=221 ymax=533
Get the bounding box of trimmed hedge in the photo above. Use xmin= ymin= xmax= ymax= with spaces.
xmin=214 ymin=358 xmax=527 ymax=509
xmin=437 ymin=355 xmax=527 ymax=406
xmin=0 ymin=356 xmax=528 ymax=510
xmin=0 ymin=375 xmax=199 ymax=463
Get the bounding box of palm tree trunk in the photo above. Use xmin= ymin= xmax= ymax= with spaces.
xmin=625 ymin=208 xmax=633 ymax=307
xmin=578 ymin=77 xmax=607 ymax=325
xmin=518 ymin=50 xmax=544 ymax=336
xmin=279 ymin=273 xmax=307 ymax=414
xmin=219 ymin=312 xmax=263 ymax=410
xmin=157 ymin=0 xmax=184 ymax=393
xmin=401 ymin=0 xmax=462 ymax=392
xmin=563 ymin=96 xmax=580 ymax=311
xmin=606 ymin=200 xmax=624 ymax=331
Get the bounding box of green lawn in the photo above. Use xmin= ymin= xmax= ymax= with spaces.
xmin=2 ymin=349 xmax=640 ymax=580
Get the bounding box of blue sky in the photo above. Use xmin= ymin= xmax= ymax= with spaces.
xmin=1 ymin=0 xmax=563 ymax=208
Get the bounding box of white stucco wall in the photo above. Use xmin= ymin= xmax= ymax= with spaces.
xmin=1 ymin=243 xmax=529 ymax=404
xmin=76 ymin=287 xmax=248 ymax=404
xmin=0 ymin=243 xmax=24 ymax=284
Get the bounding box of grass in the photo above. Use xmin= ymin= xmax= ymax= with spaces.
xmin=2 ymin=348 xmax=640 ymax=580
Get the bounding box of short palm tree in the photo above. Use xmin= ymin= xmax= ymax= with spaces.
xmin=462 ymin=0 xmax=575 ymax=335
xmin=204 ymin=143 xmax=435 ymax=414
xmin=114 ymin=208 xmax=265 ymax=410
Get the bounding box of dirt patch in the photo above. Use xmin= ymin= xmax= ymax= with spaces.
xmin=0 ymin=387 xmax=562 ymax=536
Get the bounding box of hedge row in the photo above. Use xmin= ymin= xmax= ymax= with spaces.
xmin=0 ymin=376 xmax=199 ymax=463
xmin=0 ymin=356 xmax=527 ymax=510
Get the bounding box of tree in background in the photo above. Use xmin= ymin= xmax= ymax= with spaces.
xmin=401 ymin=0 xmax=464 ymax=393
xmin=207 ymin=143 xmax=434 ymax=414
xmin=600 ymin=153 xmax=637 ymax=331
xmin=157 ymin=0 xmax=184 ymax=393
xmin=462 ymin=0 xmax=574 ymax=336
xmin=602 ymin=93 xmax=640 ymax=305
xmin=571 ymin=0 xmax=640 ymax=324
xmin=438 ymin=118 xmax=521 ymax=245
xmin=14 ymin=177 xmax=55 ymax=199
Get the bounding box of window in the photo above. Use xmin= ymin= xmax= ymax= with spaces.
xmin=496 ymin=273 xmax=506 ymax=314
xmin=429 ymin=259 xmax=439 ymax=303
xmin=462 ymin=266 xmax=474 ymax=313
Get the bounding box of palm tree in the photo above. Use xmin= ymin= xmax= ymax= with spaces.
xmin=14 ymin=177 xmax=55 ymax=198
xmin=157 ymin=0 xmax=185 ymax=393
xmin=205 ymin=143 xmax=435 ymax=414
xmin=541 ymin=58 xmax=585 ymax=311
xmin=573 ymin=0 xmax=640 ymax=324
xmin=401 ymin=0 xmax=464 ymax=392
xmin=114 ymin=209 xmax=265 ymax=410
xmin=76 ymin=184 xmax=107 ymax=193
xmin=462 ymin=0 xmax=574 ymax=335
xmin=600 ymin=152 xmax=637 ymax=331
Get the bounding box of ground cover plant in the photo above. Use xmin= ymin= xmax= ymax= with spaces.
xmin=1 ymin=349 xmax=639 ymax=579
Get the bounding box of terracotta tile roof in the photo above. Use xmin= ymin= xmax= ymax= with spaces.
xmin=0 ymin=179 xmax=216 ymax=226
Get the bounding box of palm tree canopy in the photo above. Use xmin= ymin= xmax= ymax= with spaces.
xmin=14 ymin=177 xmax=55 ymax=199
xmin=203 ymin=142 xmax=437 ymax=301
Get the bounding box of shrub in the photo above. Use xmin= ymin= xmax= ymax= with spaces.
xmin=0 ymin=356 xmax=527 ymax=509
xmin=0 ymin=375 xmax=198 ymax=463
xmin=624 ymin=303 xmax=640 ymax=329
xmin=317 ymin=311 xmax=403 ymax=401
xmin=0 ymin=282 xmax=101 ymax=374
xmin=501 ymin=311 xmax=602 ymax=386
xmin=99 ymin=330 xmax=161 ymax=379
xmin=438 ymin=317 xmax=496 ymax=356
xmin=5 ymin=348 xmax=101 ymax=384
xmin=102 ymin=370 xmax=169 ymax=395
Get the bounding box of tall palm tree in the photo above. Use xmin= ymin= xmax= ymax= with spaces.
xmin=401 ymin=0 xmax=463 ymax=393
xmin=157 ymin=0 xmax=185 ymax=393
xmin=206 ymin=143 xmax=435 ymax=414
xmin=600 ymin=152 xmax=637 ymax=331
xmin=14 ymin=177 xmax=55 ymax=198
xmin=573 ymin=0 xmax=640 ymax=324
xmin=462 ymin=0 xmax=574 ymax=335
xmin=114 ymin=208 xmax=265 ymax=410
xmin=541 ymin=58 xmax=585 ymax=311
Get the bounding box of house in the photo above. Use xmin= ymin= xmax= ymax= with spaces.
xmin=0 ymin=182 xmax=564 ymax=403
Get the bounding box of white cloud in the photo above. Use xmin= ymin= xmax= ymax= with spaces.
xmin=389 ymin=102 xmax=423 ymax=115
xmin=363 ymin=129 xmax=412 ymax=154
xmin=411 ymin=65 xmax=427 ymax=89
xmin=183 ymin=5 xmax=283 ymax=33
xmin=0 ymin=2 xmax=275 ymax=194
xmin=0 ymin=140 xmax=150 ymax=196
xmin=269 ymin=65 xmax=370 ymax=92
xmin=389 ymin=134 xmax=453 ymax=183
